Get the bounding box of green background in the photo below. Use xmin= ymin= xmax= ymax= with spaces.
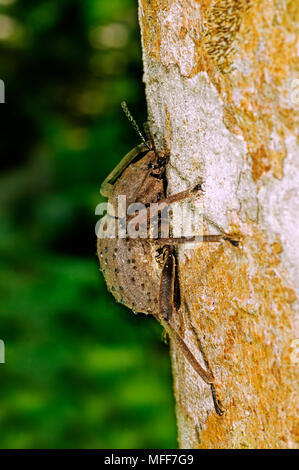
xmin=0 ymin=0 xmax=177 ymax=448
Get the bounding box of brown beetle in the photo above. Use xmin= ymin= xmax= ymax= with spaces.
xmin=97 ymin=103 xmax=238 ymax=415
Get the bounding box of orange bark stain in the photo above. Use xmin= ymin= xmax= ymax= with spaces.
xmin=140 ymin=1 xmax=298 ymax=448
xmin=195 ymin=0 xmax=298 ymax=182
xmin=140 ymin=0 xmax=170 ymax=61
xmin=137 ymin=0 xmax=298 ymax=183
xmin=180 ymin=219 xmax=298 ymax=448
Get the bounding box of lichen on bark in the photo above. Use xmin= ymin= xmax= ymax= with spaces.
xmin=139 ymin=0 xmax=298 ymax=448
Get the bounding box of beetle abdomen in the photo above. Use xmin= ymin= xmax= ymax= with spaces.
xmin=97 ymin=236 xmax=162 ymax=315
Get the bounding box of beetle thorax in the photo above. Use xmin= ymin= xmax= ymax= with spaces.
xmin=109 ymin=150 xmax=166 ymax=210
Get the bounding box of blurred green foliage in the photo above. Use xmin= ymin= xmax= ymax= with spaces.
xmin=0 ymin=0 xmax=177 ymax=448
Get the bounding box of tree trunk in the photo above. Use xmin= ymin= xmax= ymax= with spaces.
xmin=138 ymin=0 xmax=298 ymax=449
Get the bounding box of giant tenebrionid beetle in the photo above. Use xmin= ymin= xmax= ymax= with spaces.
xmin=97 ymin=103 xmax=239 ymax=415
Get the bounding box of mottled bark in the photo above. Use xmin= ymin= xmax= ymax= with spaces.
xmin=138 ymin=0 xmax=298 ymax=449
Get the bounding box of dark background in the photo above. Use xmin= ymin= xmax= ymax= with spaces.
xmin=0 ymin=0 xmax=177 ymax=448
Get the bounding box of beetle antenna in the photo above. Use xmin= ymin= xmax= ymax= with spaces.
xmin=121 ymin=101 xmax=150 ymax=150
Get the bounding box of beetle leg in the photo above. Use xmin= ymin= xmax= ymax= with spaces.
xmin=210 ymin=383 xmax=225 ymax=416
xmin=159 ymin=247 xmax=175 ymax=321
xmin=126 ymin=183 xmax=202 ymax=222
xmin=126 ymin=194 xmax=239 ymax=246
xmin=150 ymin=234 xmax=239 ymax=246
xmin=157 ymin=250 xmax=214 ymax=384
xmin=173 ymin=250 xmax=181 ymax=311
xmin=155 ymin=246 xmax=168 ymax=264
xmin=157 ymin=314 xmax=215 ymax=385
xmin=157 ymin=248 xmax=226 ymax=415
xmin=152 ymin=184 xmax=204 ymax=205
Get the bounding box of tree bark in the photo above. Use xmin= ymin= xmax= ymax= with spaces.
xmin=138 ymin=0 xmax=299 ymax=449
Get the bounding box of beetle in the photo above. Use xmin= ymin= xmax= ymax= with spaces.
xmin=97 ymin=103 xmax=239 ymax=415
